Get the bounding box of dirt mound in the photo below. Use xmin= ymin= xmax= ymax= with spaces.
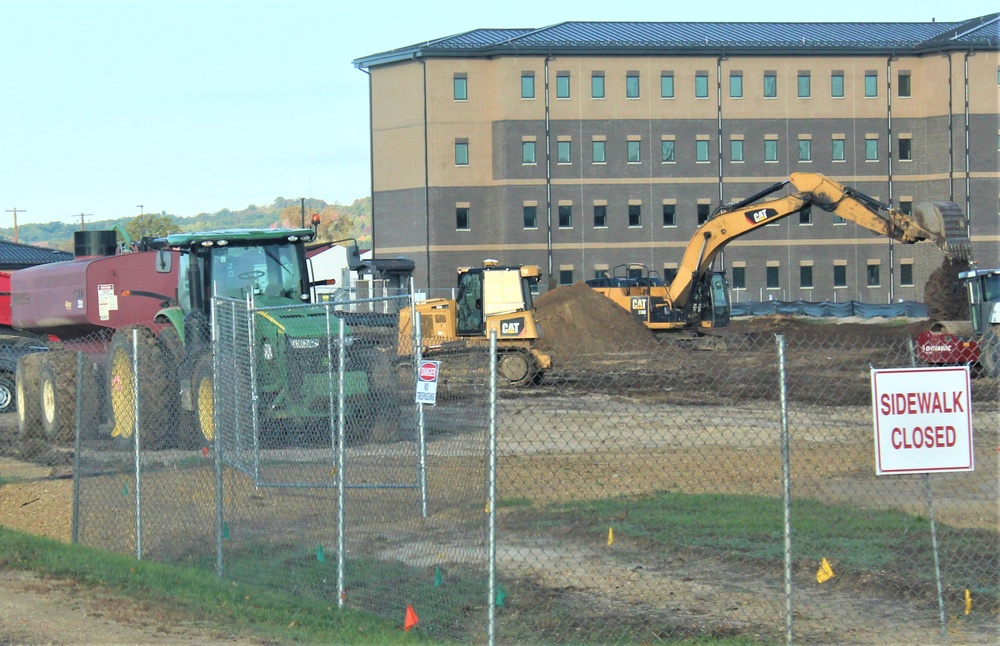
xmin=534 ymin=283 xmax=656 ymax=355
xmin=924 ymin=259 xmax=969 ymax=322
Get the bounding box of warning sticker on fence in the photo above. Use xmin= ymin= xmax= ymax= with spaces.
xmin=870 ymin=366 xmax=974 ymax=475
xmin=415 ymin=360 xmax=441 ymax=405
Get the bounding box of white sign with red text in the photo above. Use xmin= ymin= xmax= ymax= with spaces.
xmin=415 ymin=360 xmax=441 ymax=405
xmin=870 ymin=366 xmax=974 ymax=475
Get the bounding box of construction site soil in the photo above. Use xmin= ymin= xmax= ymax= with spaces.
xmin=1 ymin=278 xmax=996 ymax=644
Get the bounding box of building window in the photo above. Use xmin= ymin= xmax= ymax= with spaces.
xmin=559 ymin=269 xmax=574 ymax=286
xmin=797 ymin=72 xmax=811 ymax=98
xmin=696 ymin=140 xmax=709 ymax=163
xmin=556 ymin=72 xmax=570 ymax=99
xmin=800 ymin=264 xmax=813 ymax=288
xmin=799 ymin=206 xmax=812 ymax=225
xmin=898 ymin=137 xmax=912 ymax=161
xmin=591 ymin=73 xmax=605 ymax=99
xmin=661 ymin=140 xmax=675 ymax=163
xmin=455 ymin=141 xmax=469 ymax=166
xmin=763 ymin=72 xmax=777 ymax=98
xmin=898 ymin=72 xmax=911 ymax=98
xmin=558 ymin=204 xmax=572 ymax=228
xmin=867 ymin=263 xmax=881 ymax=287
xmin=764 ymin=139 xmax=778 ymax=162
xmin=627 ymin=140 xmax=641 ymax=163
xmin=900 ymin=262 xmax=914 ymax=286
xmin=557 ymin=140 xmax=572 ymax=164
xmin=522 ymin=141 xmax=536 ymax=164
xmin=899 ymin=199 xmax=912 ymax=215
xmin=832 ymin=137 xmax=846 ymax=161
xmin=453 ymin=75 xmax=468 ymax=101
xmin=697 ymin=203 xmax=710 ymax=225
xmin=628 ymin=204 xmax=641 ymax=227
xmin=730 ymin=139 xmax=744 ymax=162
xmin=593 ymin=204 xmax=607 ymax=228
xmin=523 ymin=205 xmax=537 ymax=229
xmin=729 ymin=73 xmax=743 ymax=98
xmin=695 ymin=72 xmax=709 ymax=98
xmin=833 ymin=216 xmax=847 ymax=225
xmin=661 ymin=72 xmax=674 ymax=98
xmin=798 ymin=138 xmax=812 ymax=162
xmin=731 ymin=266 xmax=746 ymax=290
xmin=521 ymin=73 xmax=535 ymax=99
xmin=626 ymin=72 xmax=640 ymax=98
xmin=662 ymin=204 xmax=676 ymax=227
xmin=663 ymin=266 xmax=678 ymax=283
xmin=865 ymin=137 xmax=879 ymax=161
xmin=592 ymin=140 xmax=606 ymax=164
xmin=831 ymin=72 xmax=844 ymax=98
xmin=865 ymin=71 xmax=878 ymax=97
xmin=456 ymin=207 xmax=470 ymax=230
xmin=766 ymin=265 xmax=780 ymax=289
xmin=834 ymin=264 xmax=847 ymax=288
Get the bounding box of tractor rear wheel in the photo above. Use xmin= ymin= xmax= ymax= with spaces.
xmin=0 ymin=372 xmax=15 ymax=415
xmin=979 ymin=326 xmax=1000 ymax=378
xmin=16 ymin=353 xmax=45 ymax=441
xmin=108 ymin=326 xmax=172 ymax=449
xmin=39 ymin=351 xmax=78 ymax=444
xmin=193 ymin=355 xmax=215 ymax=445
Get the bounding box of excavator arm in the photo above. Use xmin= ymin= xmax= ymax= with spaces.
xmin=664 ymin=172 xmax=970 ymax=309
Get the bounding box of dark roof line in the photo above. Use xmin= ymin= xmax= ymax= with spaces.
xmin=354 ymin=14 xmax=999 ymax=68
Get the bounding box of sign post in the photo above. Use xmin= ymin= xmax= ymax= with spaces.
xmin=870 ymin=365 xmax=974 ymax=637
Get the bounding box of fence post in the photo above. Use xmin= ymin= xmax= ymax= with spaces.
xmin=71 ymin=351 xmax=85 ymax=545
xmin=213 ymin=297 xmax=225 ymax=579
xmin=132 ymin=328 xmax=143 ymax=560
xmin=487 ymin=329 xmax=498 ymax=646
xmin=336 ymin=318 xmax=347 ymax=609
xmin=776 ymin=334 xmax=793 ymax=644
xmin=415 ymin=297 xmax=428 ymax=517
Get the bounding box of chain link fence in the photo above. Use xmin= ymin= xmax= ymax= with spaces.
xmin=1 ymin=302 xmax=997 ymax=644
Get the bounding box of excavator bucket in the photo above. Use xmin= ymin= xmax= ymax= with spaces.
xmin=911 ymin=201 xmax=972 ymax=261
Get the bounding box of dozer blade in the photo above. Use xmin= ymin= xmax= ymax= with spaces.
xmin=912 ymin=201 xmax=972 ymax=262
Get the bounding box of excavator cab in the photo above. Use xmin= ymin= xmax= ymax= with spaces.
xmin=961 ymin=269 xmax=1000 ymax=336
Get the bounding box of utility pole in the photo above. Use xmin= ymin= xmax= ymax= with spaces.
xmin=5 ymin=207 xmax=26 ymax=243
xmin=74 ymin=213 xmax=94 ymax=231
xmin=300 ymin=198 xmax=305 ymax=228
xmin=136 ymin=204 xmax=144 ymax=237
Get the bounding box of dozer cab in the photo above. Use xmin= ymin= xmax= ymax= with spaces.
xmin=398 ymin=260 xmax=551 ymax=385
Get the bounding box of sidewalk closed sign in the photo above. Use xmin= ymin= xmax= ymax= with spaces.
xmin=416 ymin=360 xmax=441 ymax=405
xmin=870 ymin=366 xmax=974 ymax=475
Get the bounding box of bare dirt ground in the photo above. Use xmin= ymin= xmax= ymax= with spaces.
xmin=1 ymin=294 xmax=997 ymax=643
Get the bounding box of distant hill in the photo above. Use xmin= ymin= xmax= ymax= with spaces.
xmin=0 ymin=196 xmax=372 ymax=252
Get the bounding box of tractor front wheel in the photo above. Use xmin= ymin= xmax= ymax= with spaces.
xmin=39 ymin=352 xmax=77 ymax=444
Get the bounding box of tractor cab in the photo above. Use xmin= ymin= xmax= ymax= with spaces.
xmin=960 ymin=268 xmax=1000 ymax=335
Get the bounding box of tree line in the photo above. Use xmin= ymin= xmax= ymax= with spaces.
xmin=0 ymin=197 xmax=373 ymax=252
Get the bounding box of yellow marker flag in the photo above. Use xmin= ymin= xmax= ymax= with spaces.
xmin=816 ymin=558 xmax=835 ymax=583
xmin=607 ymin=527 xmax=614 ymax=546
xmin=964 ymin=589 xmax=972 ymax=615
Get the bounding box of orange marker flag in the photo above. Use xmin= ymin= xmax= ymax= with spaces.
xmin=404 ymin=604 xmax=419 ymax=632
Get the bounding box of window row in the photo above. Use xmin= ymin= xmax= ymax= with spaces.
xmin=455 ymin=69 xmax=910 ymax=102
xmin=455 ymin=200 xmax=921 ymax=231
xmin=456 ymin=134 xmax=912 ymax=166
xmin=556 ymin=260 xmax=913 ymax=289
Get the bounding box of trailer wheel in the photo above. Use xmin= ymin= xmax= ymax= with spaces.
xmin=0 ymin=372 xmax=15 ymax=414
xmin=980 ymin=326 xmax=1000 ymax=378
xmin=193 ymin=355 xmax=215 ymax=444
xmin=498 ymin=350 xmax=534 ymax=386
xmin=16 ymin=353 xmax=45 ymax=441
xmin=39 ymin=352 xmax=77 ymax=444
xmin=108 ymin=326 xmax=171 ymax=449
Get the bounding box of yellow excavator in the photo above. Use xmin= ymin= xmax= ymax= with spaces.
xmin=588 ymin=172 xmax=971 ymax=331
xmin=397 ymin=260 xmax=551 ymax=385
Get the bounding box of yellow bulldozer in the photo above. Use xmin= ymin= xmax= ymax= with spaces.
xmin=398 ymin=260 xmax=551 ymax=385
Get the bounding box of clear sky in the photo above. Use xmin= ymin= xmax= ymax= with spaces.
xmin=1 ymin=0 xmax=995 ymax=227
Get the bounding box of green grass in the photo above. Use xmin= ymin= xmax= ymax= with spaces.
xmin=547 ymin=491 xmax=998 ymax=603
xmin=0 ymin=526 xmax=436 ymax=644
